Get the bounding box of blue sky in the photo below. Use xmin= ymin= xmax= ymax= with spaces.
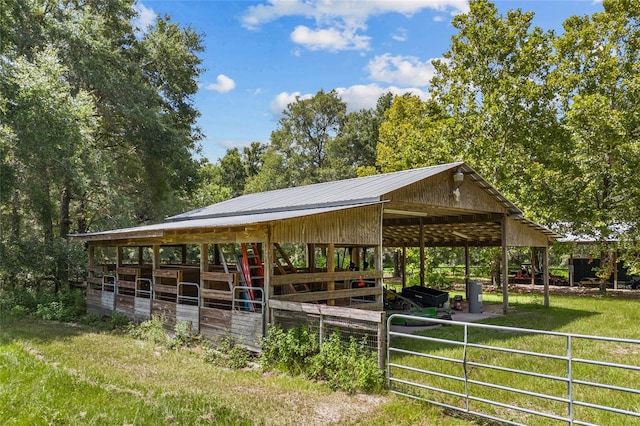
xmin=133 ymin=0 xmax=604 ymax=163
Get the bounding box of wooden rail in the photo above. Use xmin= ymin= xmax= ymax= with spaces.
xmin=271 ymin=286 xmax=381 ymax=303
xmin=270 ymin=270 xmax=382 ymax=286
xmin=269 ymin=299 xmax=384 ymax=322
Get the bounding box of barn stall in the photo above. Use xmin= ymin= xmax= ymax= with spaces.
xmin=73 ymin=162 xmax=557 ymax=360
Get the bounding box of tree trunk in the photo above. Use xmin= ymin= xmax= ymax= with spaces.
xmin=59 ymin=184 xmax=71 ymax=238
xmin=11 ymin=189 xmax=20 ymax=242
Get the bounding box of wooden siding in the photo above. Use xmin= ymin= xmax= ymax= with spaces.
xmin=152 ymin=300 xmax=176 ymax=326
xmin=506 ymin=217 xmax=550 ymax=247
xmin=271 ymin=204 xmax=382 ymax=245
xmin=101 ymin=291 xmax=115 ymax=315
xmin=386 ymin=172 xmax=505 ymax=214
xmin=269 ymin=299 xmax=385 ymax=323
xmin=134 ymin=297 xmax=151 ymax=321
xmin=200 ymin=307 xmax=232 ymax=341
xmin=87 ymin=288 xmax=102 ymax=314
xmin=176 ymin=305 xmax=200 ymax=332
xmin=115 ymin=294 xmax=135 ymax=317
xmin=231 ymin=311 xmax=263 ymax=352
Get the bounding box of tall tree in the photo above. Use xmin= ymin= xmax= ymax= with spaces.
xmin=0 ymin=0 xmax=205 ymax=286
xmin=429 ymin=0 xmax=561 ymax=219
xmin=550 ymin=0 xmax=640 ymax=271
xmin=376 ymin=94 xmax=453 ymax=173
xmin=333 ymin=92 xmax=393 ymax=177
xmin=269 ymin=89 xmax=347 ymax=186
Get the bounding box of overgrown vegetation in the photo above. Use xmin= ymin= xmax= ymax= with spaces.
xmin=261 ymin=325 xmax=385 ymax=394
xmin=0 ymin=285 xmax=86 ymax=322
xmin=203 ymin=336 xmax=253 ymax=369
xmin=2 ymin=293 xmax=639 ymax=425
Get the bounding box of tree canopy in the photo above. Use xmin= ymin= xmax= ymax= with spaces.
xmin=3 ymin=0 xmax=640 ymax=287
xmin=0 ymin=0 xmax=204 ymax=285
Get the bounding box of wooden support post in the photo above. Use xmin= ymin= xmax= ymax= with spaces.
xmin=402 ymin=246 xmax=406 ymax=289
xmin=530 ymin=246 xmax=536 ymax=286
xmin=200 ymin=243 xmax=209 ymax=274
xmin=419 ymin=218 xmax=425 ymax=287
xmin=569 ymin=254 xmax=574 ymax=287
xmin=307 ymin=244 xmax=315 ymax=273
xmin=152 ymin=245 xmax=160 ymax=289
xmin=88 ymin=245 xmax=95 ymax=268
xmin=614 ymin=249 xmax=619 ymax=290
xmin=327 ymin=243 xmax=335 ymax=306
xmin=501 ymin=215 xmax=509 ymax=314
xmin=464 ymin=242 xmax=470 ymax=301
xmin=352 ymin=247 xmax=360 ymax=271
xmin=181 ymin=244 xmax=187 ymax=265
xmin=138 ymin=247 xmax=144 ymax=265
xmin=374 ymin=243 xmax=383 ymax=307
xmin=117 ymin=246 xmax=123 ymax=267
xmin=263 ymin=231 xmax=273 ymax=332
xmin=543 ymin=245 xmax=550 ymax=307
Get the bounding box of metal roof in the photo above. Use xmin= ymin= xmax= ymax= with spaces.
xmin=72 ymin=162 xmax=557 ymax=244
xmin=73 ymin=203 xmax=380 ymax=241
xmin=168 ymin=162 xmax=522 ymax=222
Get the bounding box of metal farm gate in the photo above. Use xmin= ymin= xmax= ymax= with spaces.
xmin=387 ymin=314 xmax=640 ymax=425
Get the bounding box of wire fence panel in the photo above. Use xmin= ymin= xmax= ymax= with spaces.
xmin=270 ymin=300 xmax=385 ymax=367
xmin=387 ymin=315 xmax=640 ymax=426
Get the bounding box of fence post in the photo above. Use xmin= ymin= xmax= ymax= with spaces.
xmin=378 ymin=312 xmax=386 ymax=369
xmin=319 ymin=314 xmax=324 ymax=350
xmin=567 ymin=335 xmax=573 ymax=426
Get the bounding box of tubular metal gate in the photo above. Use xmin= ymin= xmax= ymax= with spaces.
xmin=387 ymin=314 xmax=640 ymax=425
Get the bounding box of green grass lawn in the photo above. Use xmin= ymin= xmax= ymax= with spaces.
xmin=389 ymin=291 xmax=640 ymax=425
xmin=1 ymin=292 xmax=640 ymax=425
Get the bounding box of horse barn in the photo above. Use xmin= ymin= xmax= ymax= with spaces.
xmin=72 ymin=162 xmax=557 ymax=360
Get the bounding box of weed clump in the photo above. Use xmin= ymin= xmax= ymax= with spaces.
xmin=260 ymin=325 xmax=384 ymax=394
xmin=203 ymin=336 xmax=253 ymax=369
xmin=128 ymin=315 xmax=168 ymax=345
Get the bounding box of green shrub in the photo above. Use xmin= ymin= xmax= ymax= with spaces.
xmin=260 ymin=325 xmax=319 ymax=376
xmin=109 ymin=311 xmax=131 ymax=330
xmin=79 ymin=311 xmax=103 ymax=326
xmin=33 ymin=289 xmax=86 ymax=321
xmin=167 ymin=321 xmax=199 ymax=349
xmin=203 ymin=336 xmax=252 ymax=369
xmin=128 ymin=315 xmax=168 ymax=345
xmin=260 ymin=326 xmax=384 ymax=394
xmin=309 ymin=332 xmax=384 ymax=394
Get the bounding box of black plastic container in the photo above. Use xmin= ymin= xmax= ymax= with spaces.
xmin=401 ymin=286 xmax=449 ymax=308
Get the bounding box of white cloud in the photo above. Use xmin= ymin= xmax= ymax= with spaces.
xmin=241 ymin=0 xmax=468 ymax=29
xmin=206 ymin=74 xmax=236 ymax=93
xmin=391 ymin=27 xmax=408 ymax=42
xmin=291 ymin=25 xmax=371 ymax=51
xmin=241 ymin=0 xmax=468 ymax=52
xmin=269 ymin=91 xmax=314 ymax=116
xmin=133 ymin=2 xmax=156 ymax=33
xmin=269 ymin=85 xmax=428 ymax=118
xmin=336 ymin=84 xmax=429 ymax=112
xmin=366 ymin=53 xmax=438 ymax=87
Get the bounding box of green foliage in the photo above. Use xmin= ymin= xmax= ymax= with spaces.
xmin=128 ymin=315 xmax=168 ymax=345
xmin=260 ymin=325 xmax=319 ymax=376
xmin=0 ymin=286 xmax=86 ymax=322
xmin=310 ymin=332 xmax=384 ymax=394
xmin=0 ymin=0 xmax=205 ymax=291
xmin=169 ymin=320 xmax=198 ymax=348
xmin=203 ymin=336 xmax=252 ymax=369
xmin=108 ymin=311 xmax=131 ymax=331
xmin=260 ymin=325 xmax=384 ymax=394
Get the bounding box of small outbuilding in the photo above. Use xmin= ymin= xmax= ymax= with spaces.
xmin=73 ymin=162 xmax=557 ymax=357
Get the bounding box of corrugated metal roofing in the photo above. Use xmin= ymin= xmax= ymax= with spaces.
xmin=168 ymin=162 xmax=461 ymax=222
xmin=74 ymin=203 xmax=380 ymax=240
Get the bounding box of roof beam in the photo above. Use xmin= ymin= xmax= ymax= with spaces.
xmin=383 ymin=212 xmax=504 ymax=227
